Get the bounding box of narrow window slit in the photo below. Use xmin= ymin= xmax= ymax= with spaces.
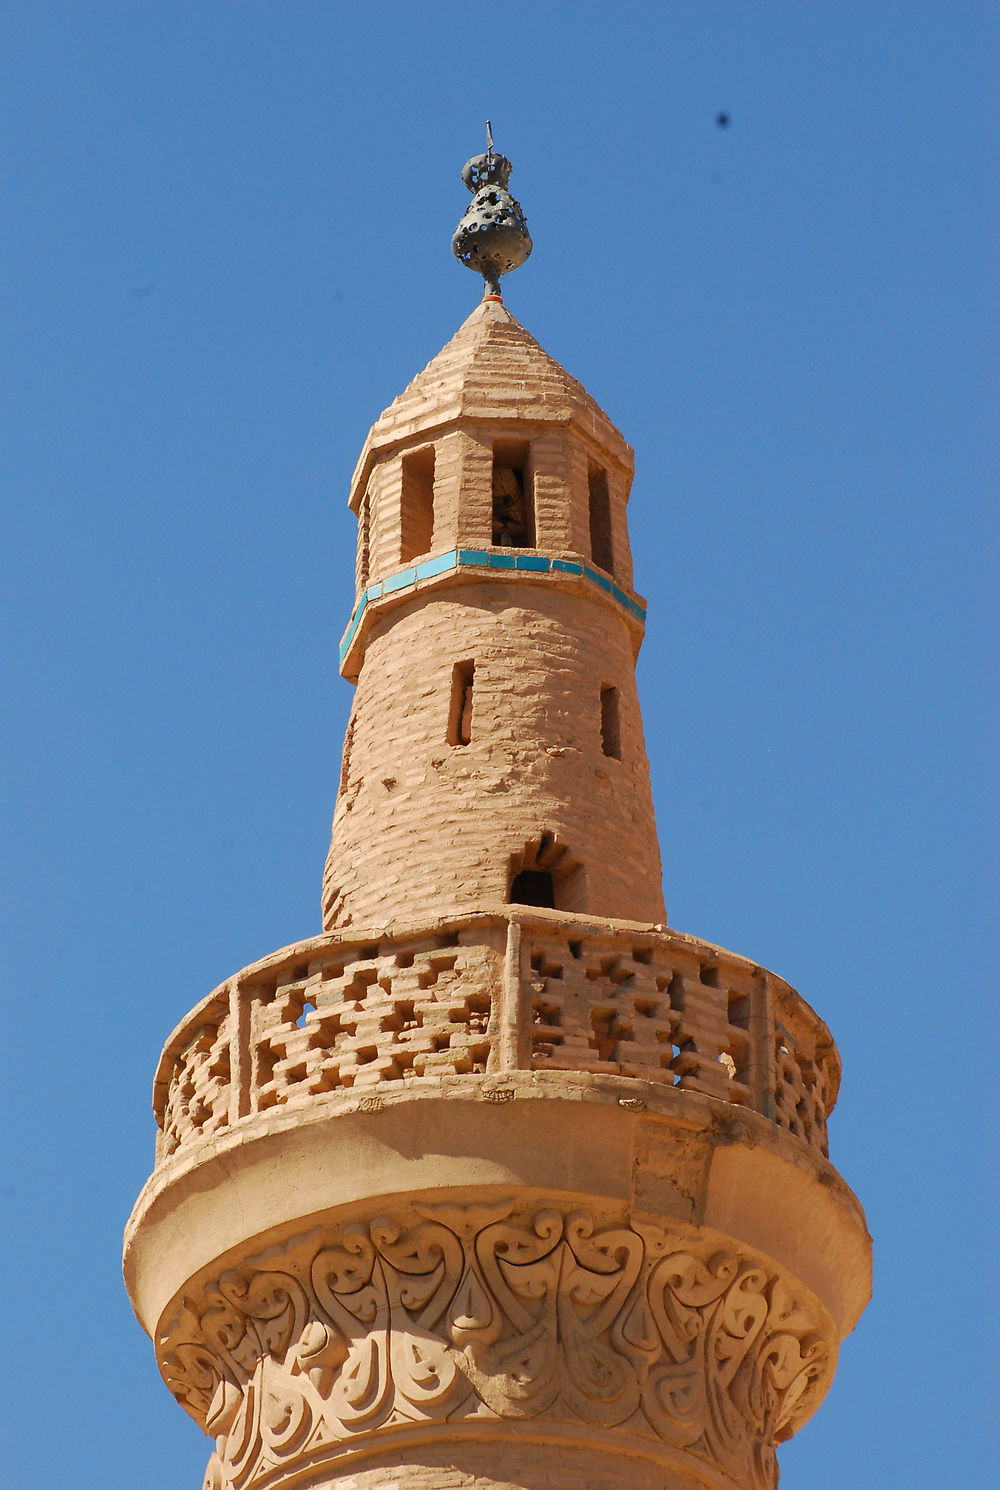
xmin=492 ymin=439 xmax=534 ymax=547
xmin=400 ymin=446 xmax=435 ymax=562
xmin=448 ymin=660 xmax=475 ymax=746
xmin=339 ymin=716 xmax=356 ymax=796
xmin=600 ymin=686 xmax=621 ymax=759
xmin=588 ymin=463 xmax=614 ymax=574
xmin=357 ymin=486 xmax=371 ymax=590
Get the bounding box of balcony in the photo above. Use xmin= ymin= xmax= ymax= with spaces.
xmin=150 ymin=910 xmax=838 ymax=1171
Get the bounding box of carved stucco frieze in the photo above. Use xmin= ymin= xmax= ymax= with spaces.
xmin=158 ymin=1202 xmax=831 ymax=1490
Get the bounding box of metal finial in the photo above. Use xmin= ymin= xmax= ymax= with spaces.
xmin=451 ymin=125 xmax=532 ymax=299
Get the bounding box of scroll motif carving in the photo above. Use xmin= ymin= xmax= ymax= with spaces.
xmin=157 ymin=1203 xmax=829 ymax=1490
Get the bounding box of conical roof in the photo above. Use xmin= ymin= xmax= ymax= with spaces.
xmin=350 ymin=300 xmax=632 ymax=502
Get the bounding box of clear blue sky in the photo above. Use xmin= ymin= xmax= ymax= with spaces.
xmin=1 ymin=4 xmax=994 ymax=1485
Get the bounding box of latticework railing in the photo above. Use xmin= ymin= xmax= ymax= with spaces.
xmin=153 ymin=912 xmax=839 ymax=1166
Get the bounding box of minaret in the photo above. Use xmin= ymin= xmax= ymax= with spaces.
xmin=125 ymin=138 xmax=869 ymax=1490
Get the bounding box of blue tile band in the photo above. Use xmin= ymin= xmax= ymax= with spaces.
xmin=382 ymin=566 xmax=417 ymax=594
xmin=415 ymin=551 xmax=458 ymax=580
xmin=340 ymin=549 xmax=646 ymax=664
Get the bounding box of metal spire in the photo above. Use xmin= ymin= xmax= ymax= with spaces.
xmin=451 ymin=124 xmax=532 ymax=299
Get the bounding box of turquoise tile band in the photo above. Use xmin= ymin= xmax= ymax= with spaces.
xmin=339 ymin=549 xmax=646 ymax=664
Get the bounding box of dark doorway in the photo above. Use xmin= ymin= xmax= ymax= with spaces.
xmin=509 ymin=869 xmax=556 ymax=908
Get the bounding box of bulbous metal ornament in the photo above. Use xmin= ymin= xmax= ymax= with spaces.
xmin=452 ymin=126 xmax=532 ymax=298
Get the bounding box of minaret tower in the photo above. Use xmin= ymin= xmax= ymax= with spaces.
xmin=125 ymin=138 xmax=869 ymax=1490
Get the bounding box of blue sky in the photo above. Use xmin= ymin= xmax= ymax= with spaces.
xmin=1 ymin=4 xmax=995 ymax=1485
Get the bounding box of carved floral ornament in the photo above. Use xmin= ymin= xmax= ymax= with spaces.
xmin=158 ymin=1201 xmax=832 ymax=1490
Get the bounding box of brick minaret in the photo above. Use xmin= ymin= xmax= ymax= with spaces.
xmin=125 ymin=144 xmax=869 ymax=1490
xmin=322 ymin=297 xmax=664 ymax=933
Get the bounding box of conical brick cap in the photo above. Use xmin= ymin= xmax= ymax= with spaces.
xmin=350 ymin=299 xmax=632 ymax=499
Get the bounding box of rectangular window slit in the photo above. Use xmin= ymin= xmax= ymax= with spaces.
xmin=492 ymin=439 xmax=533 ymax=547
xmin=400 ymin=446 xmax=435 ymax=562
xmin=357 ymin=485 xmax=371 ymax=589
xmin=339 ymin=715 xmax=356 ymax=795
xmin=588 ymin=463 xmax=614 ymax=574
xmin=448 ymin=660 xmax=475 ymax=746
xmin=600 ymin=686 xmax=621 ymax=759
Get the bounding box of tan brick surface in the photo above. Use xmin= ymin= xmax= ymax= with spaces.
xmin=323 ymin=582 xmax=665 ymax=930
xmin=348 ymin=302 xmax=636 ymax=593
xmin=352 ymin=300 xmax=633 ymax=474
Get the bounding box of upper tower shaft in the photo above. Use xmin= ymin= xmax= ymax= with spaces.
xmin=323 ymin=299 xmax=666 ymax=931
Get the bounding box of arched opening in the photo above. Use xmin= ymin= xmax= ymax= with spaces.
xmin=507 ymin=832 xmax=586 ymax=913
xmin=509 ymin=869 xmax=555 ymax=907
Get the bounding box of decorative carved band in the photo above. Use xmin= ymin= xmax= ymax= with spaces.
xmin=158 ymin=1201 xmax=830 ymax=1490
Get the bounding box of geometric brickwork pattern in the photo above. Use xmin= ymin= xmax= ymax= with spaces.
xmin=152 ymin=914 xmax=837 ymax=1167
xmin=159 ymin=1016 xmax=232 ymax=1159
xmin=254 ymin=941 xmax=497 ymax=1106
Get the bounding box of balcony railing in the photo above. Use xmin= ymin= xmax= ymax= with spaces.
xmin=152 ymin=912 xmax=838 ymax=1168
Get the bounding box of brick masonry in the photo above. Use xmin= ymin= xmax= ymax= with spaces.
xmin=324 ymin=297 xmax=664 ymax=931
xmin=323 ymin=581 xmax=666 ymax=929
xmin=126 ymin=293 xmax=869 ymax=1490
